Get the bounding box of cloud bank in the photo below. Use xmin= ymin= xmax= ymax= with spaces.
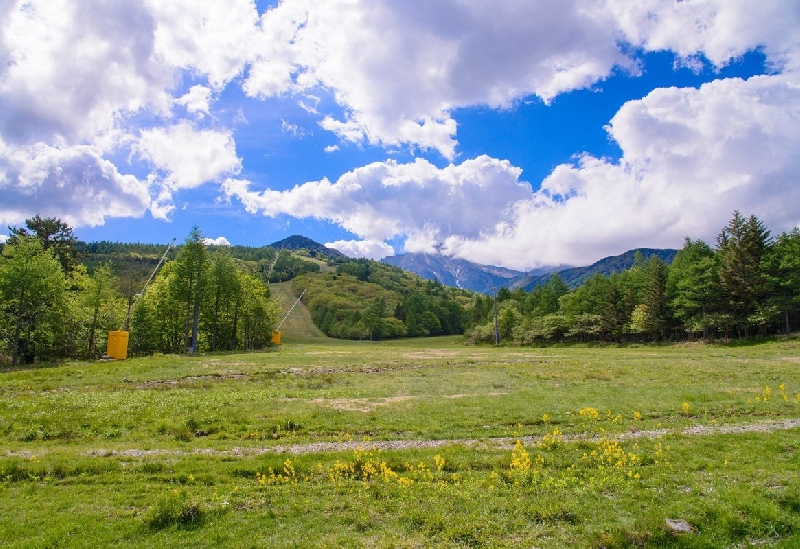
xmin=1 ymin=0 xmax=799 ymax=269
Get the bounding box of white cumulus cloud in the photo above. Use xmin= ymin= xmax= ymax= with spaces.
xmin=222 ymin=155 xmax=532 ymax=246
xmin=445 ymin=72 xmax=800 ymax=269
xmin=176 ymin=85 xmax=214 ymax=118
xmin=145 ymin=0 xmax=259 ymax=89
xmin=0 ymin=0 xmax=172 ymax=145
xmin=136 ymin=122 xmax=241 ymax=218
xmin=224 ymin=68 xmax=800 ymax=270
xmin=0 ymin=139 xmax=150 ymax=228
xmin=244 ymin=0 xmax=800 ymax=159
xmin=2 ymin=0 xmax=800 ymax=264
xmin=246 ymin=0 xmax=633 ymax=158
xmin=202 ymin=236 xmax=231 ymax=246
xmin=326 ymin=239 xmax=394 ymax=260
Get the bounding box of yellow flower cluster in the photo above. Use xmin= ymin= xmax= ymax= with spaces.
xmin=579 ymin=407 xmax=600 ymax=421
xmin=507 ymin=439 xmax=545 ymax=485
xmin=510 ymin=440 xmax=532 ymax=472
xmin=581 ymin=436 xmax=642 ymax=482
xmin=328 ymin=447 xmax=397 ymax=483
xmin=749 ymin=382 xmax=796 ymax=404
xmin=256 ymin=459 xmax=297 ymax=485
xmin=536 ymin=428 xmax=563 ymax=450
xmin=256 ymin=448 xmax=450 ymax=488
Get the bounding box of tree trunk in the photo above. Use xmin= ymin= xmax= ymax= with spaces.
xmin=191 ymin=297 xmax=200 ymax=353
xmin=11 ymin=287 xmax=26 ymax=366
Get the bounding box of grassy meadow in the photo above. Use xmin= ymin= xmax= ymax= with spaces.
xmin=1 ymin=335 xmax=799 ymax=547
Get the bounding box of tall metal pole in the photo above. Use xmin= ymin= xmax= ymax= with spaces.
xmin=493 ymin=287 xmax=500 ymax=345
xmin=123 ymin=238 xmax=176 ymax=331
xmin=276 ymin=288 xmax=306 ymax=331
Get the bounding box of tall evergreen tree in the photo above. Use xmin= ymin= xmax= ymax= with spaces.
xmin=666 ymin=238 xmax=721 ymax=338
xmin=171 ymin=226 xmax=208 ymax=353
xmin=8 ymin=215 xmax=79 ymax=274
xmin=716 ymin=212 xmax=772 ymax=337
xmin=632 ymin=256 xmax=669 ymax=339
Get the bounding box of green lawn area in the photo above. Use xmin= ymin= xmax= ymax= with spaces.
xmin=2 ymin=336 xmax=799 ymax=547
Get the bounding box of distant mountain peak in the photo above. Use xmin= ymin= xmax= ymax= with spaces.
xmin=268 ymin=235 xmax=347 ymax=259
xmin=381 ymin=252 xmax=527 ymax=294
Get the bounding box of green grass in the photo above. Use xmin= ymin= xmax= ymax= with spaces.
xmin=2 ymin=336 xmax=800 ymax=547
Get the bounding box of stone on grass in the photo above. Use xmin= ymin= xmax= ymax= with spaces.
xmin=665 ymin=519 xmax=693 ymax=534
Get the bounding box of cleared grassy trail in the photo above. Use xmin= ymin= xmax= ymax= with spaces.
xmin=5 ymin=416 xmax=784 ymax=459
xmin=269 ymin=281 xmax=329 ymax=341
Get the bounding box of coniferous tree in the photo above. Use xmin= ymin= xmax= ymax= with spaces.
xmin=171 ymin=226 xmax=208 ymax=353
xmin=8 ymin=215 xmax=79 ymax=275
xmin=666 ymin=238 xmax=721 ymax=338
xmin=631 ymin=256 xmax=669 ymax=340
xmin=717 ymin=212 xmax=772 ymax=337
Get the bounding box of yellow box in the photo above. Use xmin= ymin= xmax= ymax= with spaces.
xmin=271 ymin=330 xmax=282 ymax=345
xmin=106 ymin=330 xmax=129 ymax=360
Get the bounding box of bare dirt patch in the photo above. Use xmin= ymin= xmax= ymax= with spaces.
xmin=137 ymin=373 xmax=250 ymax=388
xmin=311 ymin=395 xmax=416 ymax=412
xmin=402 ymin=350 xmax=462 ymax=360
xmin=443 ymin=392 xmax=508 ymax=399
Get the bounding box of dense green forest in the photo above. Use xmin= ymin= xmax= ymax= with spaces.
xmin=468 ymin=212 xmax=800 ymax=344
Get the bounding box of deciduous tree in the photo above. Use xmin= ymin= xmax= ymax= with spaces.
xmin=0 ymin=236 xmax=68 ymax=365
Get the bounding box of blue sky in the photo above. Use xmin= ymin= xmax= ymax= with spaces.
xmin=1 ymin=1 xmax=799 ymax=270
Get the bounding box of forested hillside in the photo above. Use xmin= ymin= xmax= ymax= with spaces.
xmin=469 ymin=212 xmax=800 ymax=344
xmin=509 ymin=248 xmax=678 ymax=291
xmin=293 ymin=259 xmax=473 ymax=340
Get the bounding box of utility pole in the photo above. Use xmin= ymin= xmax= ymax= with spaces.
xmin=493 ymin=287 xmax=500 ymax=345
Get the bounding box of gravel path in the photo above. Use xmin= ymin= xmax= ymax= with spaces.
xmin=77 ymin=417 xmax=800 ymax=459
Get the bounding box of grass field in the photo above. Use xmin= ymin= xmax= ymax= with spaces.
xmin=1 ymin=335 xmax=799 ymax=547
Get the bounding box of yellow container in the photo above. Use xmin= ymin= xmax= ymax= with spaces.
xmin=271 ymin=330 xmax=282 ymax=345
xmin=106 ymin=330 xmax=130 ymax=360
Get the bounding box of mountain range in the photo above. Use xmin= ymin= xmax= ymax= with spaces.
xmin=265 ymin=234 xmax=678 ymax=295
xmin=381 ymin=248 xmax=678 ymax=294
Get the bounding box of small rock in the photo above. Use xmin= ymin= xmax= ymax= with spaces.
xmin=665 ymin=519 xmax=693 ymax=534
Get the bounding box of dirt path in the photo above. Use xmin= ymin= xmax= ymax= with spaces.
xmin=79 ymin=417 xmax=800 ymax=459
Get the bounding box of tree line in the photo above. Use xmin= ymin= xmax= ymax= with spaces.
xmin=0 ymin=218 xmax=279 ymax=366
xmin=468 ymin=212 xmax=800 ymax=344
